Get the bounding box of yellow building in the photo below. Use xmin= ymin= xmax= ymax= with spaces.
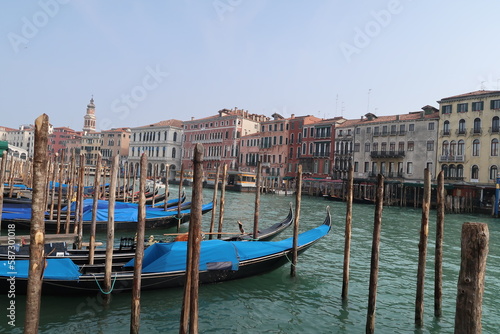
xmin=437 ymin=90 xmax=500 ymax=185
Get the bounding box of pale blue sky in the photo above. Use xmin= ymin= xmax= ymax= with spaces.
xmin=1 ymin=0 xmax=499 ymax=131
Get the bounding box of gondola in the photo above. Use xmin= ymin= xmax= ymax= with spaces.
xmin=1 ymin=200 xmax=213 ymax=232
xmin=0 ymin=207 xmax=331 ymax=295
xmin=0 ymin=205 xmax=294 ymax=265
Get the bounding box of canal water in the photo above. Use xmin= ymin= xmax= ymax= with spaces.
xmin=1 ymin=188 xmax=499 ymax=333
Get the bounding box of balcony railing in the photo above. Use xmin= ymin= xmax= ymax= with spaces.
xmin=444 ymin=176 xmax=465 ymax=181
xmin=439 ymin=155 xmax=465 ymax=162
xmin=471 ymin=128 xmax=482 ymax=135
xmin=313 ymin=151 xmax=331 ymax=157
xmin=489 ymin=127 xmax=500 ymax=134
xmin=440 ymin=130 xmax=451 ymax=136
xmin=456 ymin=129 xmax=467 ymax=136
xmin=370 ymin=151 xmax=405 ymax=158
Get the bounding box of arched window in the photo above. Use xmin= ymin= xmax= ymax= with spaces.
xmin=472 ymin=139 xmax=480 ymax=156
xmin=491 ymin=139 xmax=499 ymax=156
xmin=471 ymin=165 xmax=479 ymax=180
xmin=309 ymin=143 xmax=314 ymax=155
xmin=172 ymin=147 xmax=176 ymax=158
xmin=449 ymin=164 xmax=456 ymax=178
xmin=290 ymin=134 xmax=294 ymax=144
xmin=493 ymin=116 xmax=500 ymax=133
xmin=473 ymin=118 xmax=481 ymax=134
xmin=303 ymin=143 xmax=307 ymax=155
xmin=458 ymin=119 xmax=466 ymax=134
xmin=457 ymin=140 xmax=465 ymax=156
xmin=443 ymin=120 xmax=450 ymax=135
xmin=442 ymin=164 xmax=448 ymax=178
xmin=450 ymin=141 xmax=456 ymax=156
xmin=490 ymin=165 xmax=498 ymax=180
xmin=442 ymin=141 xmax=449 ymax=155
xmin=457 ymin=165 xmax=464 ymax=178
xmin=173 ymin=132 xmax=177 ymax=142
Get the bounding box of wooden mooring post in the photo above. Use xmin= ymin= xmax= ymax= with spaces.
xmin=164 ymin=163 xmax=170 ymax=211
xmin=342 ymin=166 xmax=354 ymax=299
xmin=24 ymin=114 xmax=49 ymax=333
xmin=434 ymin=171 xmax=445 ymax=317
xmin=217 ymin=164 xmax=227 ymax=239
xmin=208 ymin=165 xmax=219 ymax=240
xmin=89 ymin=153 xmax=102 ymax=265
xmin=454 ymin=222 xmax=488 ymax=334
xmin=177 ymin=164 xmax=185 ymax=232
xmin=130 ymin=153 xmax=147 ymax=334
xmin=290 ymin=164 xmax=302 ymax=277
xmin=366 ymin=174 xmax=384 ymax=334
xmin=0 ymin=151 xmax=7 ymax=233
xmin=415 ymin=169 xmax=431 ymax=327
xmin=179 ymin=144 xmax=204 ymax=334
xmin=253 ymin=161 xmax=262 ymax=240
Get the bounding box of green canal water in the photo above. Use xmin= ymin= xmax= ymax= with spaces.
xmin=1 ymin=189 xmax=500 ymax=333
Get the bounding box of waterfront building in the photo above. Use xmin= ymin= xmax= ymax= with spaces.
xmin=285 ymin=115 xmax=323 ymax=178
xmin=80 ymin=98 xmax=101 ymax=166
xmin=49 ymin=126 xmax=81 ymax=158
xmin=128 ymin=119 xmax=183 ymax=178
xmin=101 ymin=127 xmax=131 ymax=165
xmin=352 ymin=106 xmax=439 ymax=182
xmin=6 ymin=124 xmax=53 ymax=159
xmin=333 ymin=118 xmax=362 ymax=179
xmin=437 ymin=90 xmax=500 ymax=186
xmin=182 ymin=108 xmax=268 ymax=172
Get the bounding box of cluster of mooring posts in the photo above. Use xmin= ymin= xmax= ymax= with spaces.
xmin=338 ymin=166 xmax=489 ymax=333
xmin=6 ymin=115 xmax=311 ymax=334
xmin=1 ymin=115 xmax=489 ymax=333
xmin=307 ymin=177 xmax=478 ymax=213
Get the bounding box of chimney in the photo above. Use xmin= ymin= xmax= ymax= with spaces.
xmin=291 ymin=114 xmax=295 ymax=119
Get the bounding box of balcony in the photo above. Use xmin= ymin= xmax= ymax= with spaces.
xmin=440 ymin=130 xmax=451 ymax=136
xmin=313 ymin=151 xmax=331 ymax=157
xmin=370 ymin=151 xmax=405 ymax=158
xmin=489 ymin=127 xmax=500 ymax=134
xmin=399 ymin=130 xmax=407 ymax=136
xmin=456 ymin=129 xmax=467 ymax=136
xmin=444 ymin=176 xmax=465 ymax=181
xmin=471 ymin=128 xmax=482 ymax=136
xmin=439 ymin=155 xmax=465 ymax=162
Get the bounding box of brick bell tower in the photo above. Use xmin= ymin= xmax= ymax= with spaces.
xmin=83 ymin=96 xmax=96 ymax=132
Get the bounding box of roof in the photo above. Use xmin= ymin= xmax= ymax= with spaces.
xmin=133 ymin=119 xmax=183 ymax=129
xmin=438 ymin=90 xmax=500 ymax=103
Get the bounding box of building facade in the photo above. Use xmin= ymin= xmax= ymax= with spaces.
xmin=101 ymin=127 xmax=131 ymax=165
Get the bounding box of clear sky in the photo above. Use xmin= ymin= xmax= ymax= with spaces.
xmin=1 ymin=0 xmax=499 ymax=131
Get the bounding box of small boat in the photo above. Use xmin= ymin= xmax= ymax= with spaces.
xmin=0 ymin=205 xmax=294 ymax=264
xmin=0 ymin=207 xmax=331 ymax=295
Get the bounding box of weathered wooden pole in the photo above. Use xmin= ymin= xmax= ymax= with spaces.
xmin=130 ymin=153 xmax=147 ymax=334
xmin=253 ymin=161 xmax=262 ymax=240
xmin=435 ymin=170 xmax=445 ymax=317
xmin=217 ymin=164 xmax=227 ymax=239
xmin=415 ymin=168 xmax=431 ymax=326
xmin=290 ymin=164 xmax=303 ymax=277
xmin=49 ymin=153 xmax=58 ymax=220
xmin=179 ymin=144 xmax=204 ymax=334
xmin=208 ymin=165 xmax=220 ymax=240
xmin=342 ymin=165 xmax=354 ymax=299
xmin=131 ymin=165 xmax=137 ymax=203
xmin=24 ymin=114 xmax=49 ymax=333
xmin=124 ymin=162 xmax=129 ymax=203
xmin=89 ymin=153 xmax=102 ymax=265
xmin=177 ymin=164 xmax=185 ymax=232
xmin=151 ymin=163 xmax=157 ymax=207
xmin=366 ymin=174 xmax=384 ymax=334
xmin=0 ymin=151 xmax=8 ymax=233
xmin=163 ymin=164 xmax=170 ymax=211
xmin=454 ymin=222 xmax=489 ymax=334
xmin=74 ymin=154 xmax=85 ymax=247
xmin=8 ymin=154 xmax=15 ymax=197
xmin=55 ymin=150 xmax=65 ymax=234
xmin=65 ymin=153 xmax=76 ymax=234
xmin=103 ymin=154 xmax=119 ymax=304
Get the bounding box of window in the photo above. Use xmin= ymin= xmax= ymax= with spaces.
xmin=472 ymin=139 xmax=480 ymax=156
xmin=356 ymin=128 xmax=360 ymax=134
xmin=490 ymin=166 xmax=498 ymax=180
xmin=365 ymin=142 xmax=371 ymax=152
xmin=407 ymin=162 xmax=413 ymax=174
xmin=372 ymin=162 xmax=378 ymax=174
xmin=354 ymin=143 xmax=360 ymax=152
xmin=398 ymin=142 xmax=404 ymax=152
xmin=390 ymin=142 xmax=395 ymax=152
xmin=442 ymin=141 xmax=449 ymax=155
xmin=374 ymin=127 xmax=379 ymax=135
xmin=473 ymin=118 xmax=481 ymax=134
xmin=367 ymin=127 xmax=371 ymax=134
xmin=458 ymin=119 xmax=466 ymax=134
xmin=427 ymin=141 xmax=434 ymax=151
xmin=373 ymin=142 xmax=378 ymax=152
xmin=491 ymin=99 xmax=500 ymax=110
xmin=450 ymin=141 xmax=457 ymax=155
xmin=399 ymin=124 xmax=406 ymax=134
xmin=457 ymin=165 xmax=464 ymax=178
xmin=381 ymin=142 xmax=387 ymax=152
xmin=457 ymin=140 xmax=465 ymax=155
xmin=491 ymin=139 xmax=499 ymax=156
xmin=172 ymin=147 xmax=176 ymax=158
xmin=442 ymin=105 xmax=452 ymax=114
xmin=443 ymin=120 xmax=450 ymax=135
xmin=409 ymin=124 xmax=415 ymax=131
xmin=492 ymin=116 xmax=500 ymax=133
xmin=407 ymin=141 xmax=414 ymax=151
xmin=471 ymin=165 xmax=479 ymax=180
xmin=354 ymin=161 xmax=359 ymax=172
xmin=428 ymin=122 xmax=435 ymax=130
xmin=457 ymin=103 xmax=468 ymax=113
xmin=364 ymin=162 xmax=369 ymax=172
xmin=382 ymin=126 xmax=388 ymax=135
xmin=472 ymin=101 xmax=484 ymax=111
xmin=390 ymin=125 xmax=396 ymax=134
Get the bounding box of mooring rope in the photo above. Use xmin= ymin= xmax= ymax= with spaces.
xmin=92 ymin=273 xmax=118 ymax=294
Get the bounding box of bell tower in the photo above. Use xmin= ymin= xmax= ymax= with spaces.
xmin=83 ymin=96 xmax=96 ymax=132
